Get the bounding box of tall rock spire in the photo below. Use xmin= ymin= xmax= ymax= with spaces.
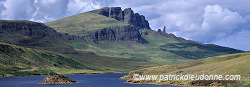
xmin=163 ymin=26 xmax=166 ymax=33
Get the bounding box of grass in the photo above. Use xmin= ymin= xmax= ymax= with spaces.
xmin=66 ymin=29 xmax=242 ymax=66
xmin=46 ymin=12 xmax=128 ymax=36
xmin=159 ymin=43 xmax=243 ymax=59
xmin=66 ymin=29 xmax=191 ymax=62
xmin=122 ymin=52 xmax=250 ymax=86
xmin=52 ymin=69 xmax=105 ymax=75
xmin=0 ymin=41 xmax=162 ymax=77
xmin=0 ymin=42 xmax=91 ymax=77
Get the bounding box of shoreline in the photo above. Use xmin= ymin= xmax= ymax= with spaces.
xmin=38 ymin=82 xmax=78 ymax=84
xmin=123 ymin=79 xmax=249 ymax=87
xmin=124 ymin=82 xmax=186 ymax=87
xmin=0 ymin=72 xmax=127 ymax=78
xmin=124 ymin=82 xmax=162 ymax=85
xmin=124 ymin=82 xmax=219 ymax=87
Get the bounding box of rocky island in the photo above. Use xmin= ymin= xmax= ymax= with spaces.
xmin=40 ymin=75 xmax=76 ymax=84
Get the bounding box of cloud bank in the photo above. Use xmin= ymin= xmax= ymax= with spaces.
xmin=0 ymin=0 xmax=249 ymax=51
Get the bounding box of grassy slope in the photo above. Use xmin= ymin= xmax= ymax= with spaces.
xmin=122 ymin=52 xmax=250 ymax=86
xmin=0 ymin=42 xmax=90 ymax=77
xmin=0 ymin=41 xmax=156 ymax=77
xmin=68 ymin=29 xmax=191 ymax=66
xmin=0 ymin=20 xmax=74 ymax=53
xmin=67 ymin=29 xmax=242 ymax=66
xmin=159 ymin=42 xmax=243 ymax=59
xmin=45 ymin=12 xmax=128 ymax=36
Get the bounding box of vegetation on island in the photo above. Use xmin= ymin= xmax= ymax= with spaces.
xmin=41 ymin=75 xmax=76 ymax=84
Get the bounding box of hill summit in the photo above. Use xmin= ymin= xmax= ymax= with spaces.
xmin=90 ymin=7 xmax=150 ymax=29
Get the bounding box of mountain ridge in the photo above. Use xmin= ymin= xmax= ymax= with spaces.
xmin=0 ymin=20 xmax=82 ymax=52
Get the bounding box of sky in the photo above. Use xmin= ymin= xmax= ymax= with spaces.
xmin=0 ymin=0 xmax=249 ymax=51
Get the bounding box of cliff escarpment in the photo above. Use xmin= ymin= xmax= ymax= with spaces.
xmin=91 ymin=7 xmax=150 ymax=29
xmin=87 ymin=25 xmax=147 ymax=43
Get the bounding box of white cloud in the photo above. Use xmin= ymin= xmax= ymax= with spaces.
xmin=0 ymin=0 xmax=112 ymax=22
xmin=31 ymin=0 xmax=69 ymax=22
xmin=1 ymin=0 xmax=35 ymax=20
xmin=160 ymin=4 xmax=245 ymax=46
xmin=67 ymin=0 xmax=101 ymax=15
xmin=197 ymin=5 xmax=244 ymax=42
xmin=213 ymin=29 xmax=250 ymax=51
xmin=0 ymin=2 xmax=5 ymax=15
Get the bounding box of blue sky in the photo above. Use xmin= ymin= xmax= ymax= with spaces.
xmin=0 ymin=0 xmax=250 ymax=51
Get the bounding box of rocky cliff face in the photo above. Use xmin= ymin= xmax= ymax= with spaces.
xmin=0 ymin=20 xmax=82 ymax=40
xmin=90 ymin=7 xmax=150 ymax=29
xmin=0 ymin=20 xmax=83 ymax=51
xmin=0 ymin=20 xmax=145 ymax=44
xmin=0 ymin=21 xmax=57 ymax=37
xmin=88 ymin=25 xmax=147 ymax=43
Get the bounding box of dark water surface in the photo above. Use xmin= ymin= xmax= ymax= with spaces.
xmin=0 ymin=73 xmax=179 ymax=87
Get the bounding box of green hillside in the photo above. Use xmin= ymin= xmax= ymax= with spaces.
xmin=0 ymin=20 xmax=74 ymax=53
xmin=0 ymin=42 xmax=88 ymax=77
xmin=62 ymin=28 xmax=243 ymax=66
xmin=46 ymin=12 xmax=128 ymax=36
xmin=122 ymin=52 xmax=250 ymax=86
xmin=45 ymin=8 xmax=243 ymax=66
xmin=0 ymin=41 xmax=160 ymax=77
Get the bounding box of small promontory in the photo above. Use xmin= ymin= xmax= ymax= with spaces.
xmin=41 ymin=75 xmax=76 ymax=84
